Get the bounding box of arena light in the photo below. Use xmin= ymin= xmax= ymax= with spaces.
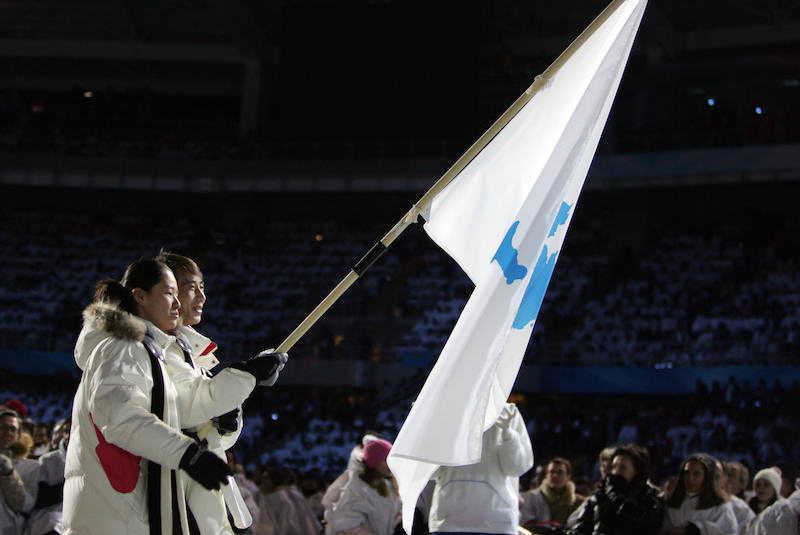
xmin=755 ymin=106 xmax=763 ymax=115
xmin=706 ymin=98 xmax=715 ymax=106
xmin=82 ymin=91 xmax=94 ymax=98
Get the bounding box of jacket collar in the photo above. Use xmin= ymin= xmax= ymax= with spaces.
xmin=140 ymin=319 xmax=177 ymax=351
xmin=175 ymin=325 xmax=219 ymax=369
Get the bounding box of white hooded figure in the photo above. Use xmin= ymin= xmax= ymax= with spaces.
xmin=325 ymin=439 xmax=401 ymax=535
xmin=743 ymin=468 xmax=798 ymax=535
xmin=322 ymin=434 xmax=381 ymax=535
xmin=428 ymin=402 xmax=534 ymax=535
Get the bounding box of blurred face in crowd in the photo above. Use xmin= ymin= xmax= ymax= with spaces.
xmin=133 ymin=269 xmax=181 ymax=331
xmin=754 ymin=477 xmax=776 ymax=503
xmin=546 ymin=461 xmax=570 ymax=490
xmin=33 ymin=425 xmax=49 ymax=446
xmin=727 ymin=465 xmax=746 ymax=496
xmin=531 ymin=465 xmax=546 ymax=489
xmin=52 ymin=420 xmax=71 ymax=448
xmin=780 ymin=476 xmax=793 ymax=498
xmin=176 ymin=270 xmax=205 ymax=326
xmin=683 ymin=460 xmax=706 ymax=494
xmin=259 ymin=471 xmax=274 ymax=492
xmin=0 ymin=415 xmax=20 ymax=450
xmin=599 ymin=447 xmax=615 ymax=479
xmin=611 ymin=454 xmax=637 ymax=483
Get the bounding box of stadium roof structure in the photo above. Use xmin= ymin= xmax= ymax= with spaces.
xmin=1 ymin=0 xmax=797 ymax=97
xmin=0 ymin=0 xmax=798 ymax=190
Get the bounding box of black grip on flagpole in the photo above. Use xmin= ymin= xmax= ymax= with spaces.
xmin=353 ymin=242 xmax=387 ymax=276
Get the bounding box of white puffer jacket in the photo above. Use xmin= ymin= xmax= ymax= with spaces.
xmin=171 ymin=325 xmax=255 ymax=535
xmin=326 ymin=476 xmax=401 ymax=535
xmin=428 ymin=403 xmax=533 ymax=534
xmin=63 ymin=302 xmax=196 ymax=535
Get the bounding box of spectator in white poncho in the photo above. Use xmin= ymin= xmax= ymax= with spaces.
xmin=325 ymin=439 xmax=400 ymax=535
xmin=662 ymin=454 xmax=737 ymax=535
xmin=322 ymin=433 xmax=382 ymax=535
xmin=743 ymin=467 xmax=797 ymax=535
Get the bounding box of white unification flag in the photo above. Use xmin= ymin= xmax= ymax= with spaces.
xmin=386 ymin=0 xmax=648 ymax=532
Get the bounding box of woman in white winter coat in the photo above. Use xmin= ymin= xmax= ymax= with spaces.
xmin=325 ymin=439 xmax=401 ymax=535
xmin=743 ymin=467 xmax=798 ymax=535
xmin=322 ymin=433 xmax=384 ymax=535
xmin=662 ymin=454 xmax=737 ymax=535
xmin=62 ymin=259 xmax=235 ymax=535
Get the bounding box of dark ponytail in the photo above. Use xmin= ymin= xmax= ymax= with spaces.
xmin=94 ymin=278 xmax=136 ymax=314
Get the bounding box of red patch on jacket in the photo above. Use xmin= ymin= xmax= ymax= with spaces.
xmin=90 ymin=413 xmax=142 ymax=493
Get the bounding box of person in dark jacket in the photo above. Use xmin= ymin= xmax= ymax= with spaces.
xmin=570 ymin=444 xmax=664 ymax=535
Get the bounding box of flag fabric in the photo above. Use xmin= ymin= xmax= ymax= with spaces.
xmin=386 ymin=0 xmax=649 ymax=532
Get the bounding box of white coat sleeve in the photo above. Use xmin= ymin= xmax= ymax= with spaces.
xmin=166 ymin=353 xmax=256 ymax=429
xmin=745 ymin=501 xmax=798 ymax=535
xmin=736 ymin=502 xmax=756 ymax=535
xmin=519 ymin=490 xmax=549 ymax=525
xmin=327 ymin=484 xmax=370 ymax=533
xmin=496 ymin=408 xmax=534 ymax=477
xmin=14 ymin=460 xmax=39 ymax=513
xmin=693 ymin=502 xmax=738 ymax=535
xmin=88 ymin=339 xmax=194 ymax=468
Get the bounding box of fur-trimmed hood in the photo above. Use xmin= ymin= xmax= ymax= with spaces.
xmin=74 ymin=302 xmax=147 ymax=371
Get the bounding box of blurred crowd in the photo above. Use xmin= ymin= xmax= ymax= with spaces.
xmin=1 ymin=192 xmax=799 ymax=368
xmin=2 ymin=377 xmax=799 ymax=534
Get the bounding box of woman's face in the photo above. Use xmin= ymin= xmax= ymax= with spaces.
xmin=611 ymin=454 xmax=637 ymax=483
xmin=134 ymin=269 xmax=181 ymax=331
xmin=683 ymin=460 xmax=706 ymax=494
xmin=754 ymin=477 xmax=776 ymax=502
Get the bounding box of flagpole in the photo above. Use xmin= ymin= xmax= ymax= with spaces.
xmin=275 ymin=0 xmax=630 ymax=353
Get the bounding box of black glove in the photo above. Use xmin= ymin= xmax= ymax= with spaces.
xmin=604 ymin=474 xmax=630 ymax=507
xmin=230 ymin=350 xmax=288 ymax=386
xmin=212 ymin=408 xmax=240 ymax=435
xmin=179 ymin=442 xmax=232 ymax=491
xmin=35 ymin=481 xmax=63 ymax=508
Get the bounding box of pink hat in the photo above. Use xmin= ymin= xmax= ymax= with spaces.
xmin=363 ymin=438 xmax=392 ymax=468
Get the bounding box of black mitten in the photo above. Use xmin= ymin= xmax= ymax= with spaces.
xmin=212 ymin=408 xmax=240 ymax=435
xmin=230 ymin=350 xmax=288 ymax=386
xmin=179 ymin=442 xmax=231 ymax=491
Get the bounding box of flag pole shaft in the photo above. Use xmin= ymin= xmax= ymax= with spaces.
xmin=276 ymin=0 xmax=629 ymax=353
